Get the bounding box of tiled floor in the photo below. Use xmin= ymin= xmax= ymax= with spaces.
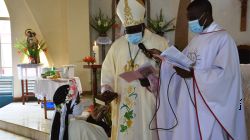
xmin=0 ymin=102 xmax=53 ymax=134
xmin=0 ymin=129 xmax=31 ymax=140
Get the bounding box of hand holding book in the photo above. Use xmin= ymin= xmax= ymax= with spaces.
xmin=161 ymin=46 xmax=194 ymax=71
xmin=161 ymin=46 xmax=194 ymax=78
xmin=173 ymin=66 xmax=193 ymax=78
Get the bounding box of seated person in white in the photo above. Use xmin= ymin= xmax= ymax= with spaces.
xmin=50 ymin=79 xmax=109 ymax=140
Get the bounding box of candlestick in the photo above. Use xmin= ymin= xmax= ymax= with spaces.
xmin=93 ymin=41 xmax=100 ymax=64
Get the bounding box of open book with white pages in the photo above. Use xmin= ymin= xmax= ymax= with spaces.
xmin=119 ymin=63 xmax=157 ymax=83
xmin=161 ymin=45 xmax=194 ymax=71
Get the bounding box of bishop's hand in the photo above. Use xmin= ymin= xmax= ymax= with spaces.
xmin=173 ymin=66 xmax=193 ymax=78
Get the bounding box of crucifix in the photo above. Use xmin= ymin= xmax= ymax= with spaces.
xmin=240 ymin=0 xmax=248 ymax=31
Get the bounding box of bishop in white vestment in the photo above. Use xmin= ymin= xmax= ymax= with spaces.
xmin=101 ymin=0 xmax=168 ymax=140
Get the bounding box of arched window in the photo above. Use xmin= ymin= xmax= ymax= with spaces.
xmin=0 ymin=0 xmax=12 ymax=76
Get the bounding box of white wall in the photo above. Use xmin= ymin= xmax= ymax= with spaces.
xmin=66 ymin=0 xmax=91 ymax=92
xmin=211 ymin=0 xmax=250 ymax=45
xmin=5 ymin=0 xmax=91 ymax=97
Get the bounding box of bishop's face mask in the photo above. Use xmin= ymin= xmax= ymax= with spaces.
xmin=188 ymin=13 xmax=207 ymax=33
xmin=125 ymin=32 xmax=143 ymax=45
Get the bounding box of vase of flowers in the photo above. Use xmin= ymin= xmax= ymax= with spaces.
xmin=90 ymin=9 xmax=115 ymax=37
xmin=147 ymin=9 xmax=176 ymax=36
xmin=15 ymin=29 xmax=47 ymax=64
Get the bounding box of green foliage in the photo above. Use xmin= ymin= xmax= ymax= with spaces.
xmin=120 ymin=124 xmax=128 ymax=132
xmin=14 ymin=40 xmax=29 ymax=56
xmin=14 ymin=39 xmax=46 ymax=59
xmin=124 ymin=110 xmax=134 ymax=120
xmin=147 ymin=9 xmax=176 ymax=35
xmin=90 ymin=8 xmax=116 ymax=36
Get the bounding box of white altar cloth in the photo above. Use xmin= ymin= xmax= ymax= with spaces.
xmin=34 ymin=77 xmax=82 ymax=101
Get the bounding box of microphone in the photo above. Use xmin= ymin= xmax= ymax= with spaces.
xmin=138 ymin=43 xmax=162 ymax=64
xmin=138 ymin=43 xmax=153 ymax=58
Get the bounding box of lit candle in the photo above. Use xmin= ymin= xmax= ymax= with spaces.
xmin=93 ymin=41 xmax=99 ymax=64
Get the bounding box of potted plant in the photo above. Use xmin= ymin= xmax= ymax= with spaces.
xmin=147 ymin=9 xmax=176 ymax=36
xmin=90 ymin=9 xmax=116 ymax=37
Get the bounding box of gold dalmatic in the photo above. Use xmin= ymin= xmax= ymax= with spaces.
xmin=124 ymin=60 xmax=139 ymax=72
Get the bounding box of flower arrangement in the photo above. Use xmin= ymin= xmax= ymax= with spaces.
xmin=65 ymin=79 xmax=78 ymax=103
xmin=83 ymin=56 xmax=96 ymax=65
xmin=90 ymin=9 xmax=115 ymax=36
xmin=14 ymin=29 xmax=47 ymax=64
xmin=55 ymin=79 xmax=78 ymax=112
xmin=147 ymin=9 xmax=175 ymax=36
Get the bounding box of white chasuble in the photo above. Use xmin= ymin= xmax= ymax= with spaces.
xmin=158 ymin=22 xmax=247 ymax=140
xmin=101 ymin=29 xmax=168 ymax=140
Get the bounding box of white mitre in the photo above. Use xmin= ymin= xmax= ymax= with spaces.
xmin=116 ymin=0 xmax=145 ymax=27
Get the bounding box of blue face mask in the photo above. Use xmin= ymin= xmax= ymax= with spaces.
xmin=188 ymin=19 xmax=204 ymax=33
xmin=126 ymin=32 xmax=143 ymax=45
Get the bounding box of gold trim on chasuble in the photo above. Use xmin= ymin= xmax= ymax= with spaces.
xmin=124 ymin=60 xmax=139 ymax=72
xmin=124 ymin=0 xmax=144 ymax=27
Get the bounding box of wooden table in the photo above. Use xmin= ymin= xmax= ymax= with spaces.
xmin=83 ymin=64 xmax=102 ymax=104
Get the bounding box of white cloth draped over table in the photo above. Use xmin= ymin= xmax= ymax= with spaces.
xmin=34 ymin=77 xmax=82 ymax=100
xmin=240 ymin=64 xmax=250 ymax=138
